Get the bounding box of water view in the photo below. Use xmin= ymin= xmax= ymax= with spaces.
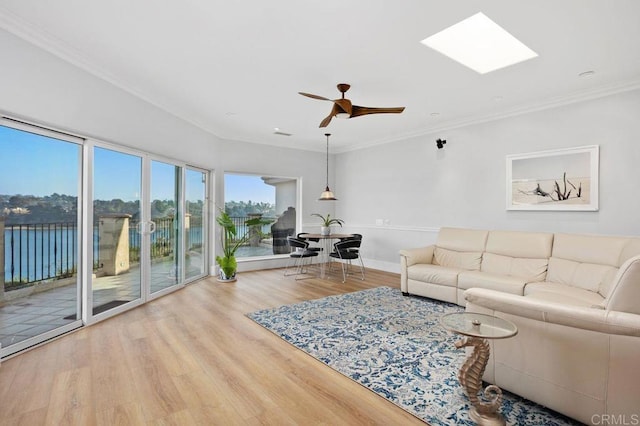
xmin=0 ymin=121 xmax=295 ymax=359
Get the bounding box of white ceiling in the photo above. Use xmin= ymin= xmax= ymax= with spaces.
xmin=1 ymin=1 xmax=639 ymax=152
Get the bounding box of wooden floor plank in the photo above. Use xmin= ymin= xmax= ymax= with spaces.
xmin=96 ymin=402 xmax=146 ymax=426
xmin=44 ymin=366 xmax=94 ymax=425
xmin=0 ymin=407 xmax=48 ymax=426
xmin=0 ymin=268 xmax=425 ymax=425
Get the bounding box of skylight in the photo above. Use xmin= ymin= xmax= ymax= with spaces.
xmin=420 ymin=12 xmax=538 ymax=74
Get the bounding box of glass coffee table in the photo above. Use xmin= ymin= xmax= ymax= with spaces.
xmin=441 ymin=312 xmax=518 ymax=426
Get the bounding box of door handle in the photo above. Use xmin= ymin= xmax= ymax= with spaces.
xmin=136 ymin=221 xmax=156 ymax=234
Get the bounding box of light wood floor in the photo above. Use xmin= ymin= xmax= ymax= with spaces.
xmin=0 ymin=268 xmax=426 ymax=425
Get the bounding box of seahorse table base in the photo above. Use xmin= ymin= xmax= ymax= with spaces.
xmin=441 ymin=313 xmax=517 ymax=425
xmin=456 ymin=336 xmax=506 ymax=426
xmin=469 ymin=406 xmax=506 ymax=426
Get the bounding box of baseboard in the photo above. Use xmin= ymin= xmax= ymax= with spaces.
xmin=361 ymin=258 xmax=400 ymax=274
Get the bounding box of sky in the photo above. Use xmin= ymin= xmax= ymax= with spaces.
xmin=1 ymin=125 xmax=272 ymax=204
xmin=224 ymin=174 xmax=275 ymax=204
xmin=0 ymin=125 xmax=80 ymax=197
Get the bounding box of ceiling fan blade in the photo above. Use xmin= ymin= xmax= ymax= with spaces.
xmin=319 ymin=104 xmax=339 ymax=128
xmin=319 ymin=114 xmax=333 ymax=128
xmin=302 ymin=83 xmax=405 ymax=125
xmin=350 ymin=105 xmax=405 ymax=118
xmin=334 ymin=98 xmax=352 ymax=116
xmin=299 ymin=92 xmax=332 ymax=101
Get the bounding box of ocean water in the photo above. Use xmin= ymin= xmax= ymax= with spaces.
xmin=3 ymin=225 xmax=204 ymax=284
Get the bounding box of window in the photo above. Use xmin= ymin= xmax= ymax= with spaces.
xmin=224 ymin=173 xmax=297 ymax=257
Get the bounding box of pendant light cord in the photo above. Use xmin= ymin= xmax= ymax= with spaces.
xmin=318 ymin=133 xmax=337 ymax=200
xmin=325 ymin=133 xmax=330 ymax=188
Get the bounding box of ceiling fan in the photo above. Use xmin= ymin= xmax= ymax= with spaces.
xmin=299 ymin=83 xmax=405 ymax=128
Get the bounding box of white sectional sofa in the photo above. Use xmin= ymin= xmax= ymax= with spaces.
xmin=399 ymin=227 xmax=640 ymax=425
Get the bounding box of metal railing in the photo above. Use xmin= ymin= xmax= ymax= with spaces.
xmin=3 ymin=216 xmax=207 ymax=288
xmin=4 ymin=222 xmax=77 ymax=288
xmin=145 ymin=217 xmax=174 ymax=259
xmin=2 ymin=215 xmax=249 ymax=287
xmin=188 ymin=216 xmax=203 ymax=249
xmin=228 ymin=216 xmax=274 ymax=243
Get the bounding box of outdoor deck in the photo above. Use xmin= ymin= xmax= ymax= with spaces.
xmin=0 ymin=258 xmax=178 ymax=349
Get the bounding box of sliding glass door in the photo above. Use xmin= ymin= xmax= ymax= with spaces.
xmin=185 ymin=167 xmax=207 ymax=281
xmin=148 ymin=160 xmax=182 ymax=295
xmin=0 ymin=121 xmax=83 ymax=357
xmin=0 ymin=119 xmax=209 ymax=358
xmin=91 ymin=146 xmax=142 ymax=317
xmin=92 ymin=153 xmax=187 ymax=309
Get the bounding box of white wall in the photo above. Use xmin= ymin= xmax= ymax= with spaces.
xmin=336 ymin=89 xmax=640 ymax=271
xmin=0 ymin=29 xmax=335 ymax=272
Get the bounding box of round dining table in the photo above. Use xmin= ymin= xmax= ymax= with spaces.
xmin=302 ymin=233 xmax=354 ymax=279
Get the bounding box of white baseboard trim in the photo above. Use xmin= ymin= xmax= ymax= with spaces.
xmin=213 ymin=257 xmax=400 ymax=276
xmin=361 ymin=258 xmax=400 ymax=274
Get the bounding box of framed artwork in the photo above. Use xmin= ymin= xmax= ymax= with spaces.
xmin=506 ymin=145 xmax=599 ymax=211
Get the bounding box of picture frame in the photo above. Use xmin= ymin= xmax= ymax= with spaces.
xmin=506 ymin=145 xmax=599 ymax=211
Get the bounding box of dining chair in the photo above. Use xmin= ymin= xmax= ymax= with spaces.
xmin=284 ymin=236 xmax=319 ymax=280
xmin=328 ymin=238 xmax=365 ymax=283
xmin=339 ymin=233 xmax=362 ymax=254
xmin=340 ymin=233 xmax=362 ymax=241
xmin=297 ymin=233 xmax=323 ymax=253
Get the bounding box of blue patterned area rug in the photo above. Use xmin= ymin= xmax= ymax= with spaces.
xmin=247 ymin=286 xmax=582 ymax=425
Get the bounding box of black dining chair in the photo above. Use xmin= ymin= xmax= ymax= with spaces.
xmin=339 ymin=233 xmax=362 ymax=254
xmin=284 ymin=236 xmax=319 ymax=279
xmin=329 ymin=238 xmax=365 ymax=283
xmin=340 ymin=233 xmax=362 ymax=241
xmin=297 ymin=233 xmax=323 ymax=253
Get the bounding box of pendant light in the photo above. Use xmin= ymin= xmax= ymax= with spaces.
xmin=319 ymin=133 xmax=337 ymax=200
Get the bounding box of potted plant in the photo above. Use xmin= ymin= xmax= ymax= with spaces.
xmin=216 ymin=208 xmax=271 ymax=282
xmin=311 ymin=213 xmax=344 ymax=236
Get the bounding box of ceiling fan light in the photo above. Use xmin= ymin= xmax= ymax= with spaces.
xmin=335 ymin=112 xmax=350 ymax=119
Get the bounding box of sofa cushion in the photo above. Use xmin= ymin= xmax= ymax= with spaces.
xmin=433 ymin=247 xmax=482 ymax=270
xmin=407 ymin=264 xmax=459 ymax=287
xmin=481 ymin=253 xmax=548 ymax=282
xmin=552 ymin=233 xmax=627 ymax=267
xmin=546 ymin=257 xmax=618 ymax=293
xmin=525 ymin=282 xmax=605 ymax=307
xmin=436 ymin=227 xmax=488 ymax=252
xmin=485 ymin=230 xmax=553 ymax=259
xmin=458 ymin=271 xmax=527 ymax=295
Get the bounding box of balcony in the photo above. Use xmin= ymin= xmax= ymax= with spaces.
xmin=0 ymin=215 xmax=276 ymax=350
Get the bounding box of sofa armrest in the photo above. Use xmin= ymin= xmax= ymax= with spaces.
xmin=603 ymin=255 xmax=640 ymax=315
xmin=464 ymin=288 xmax=640 ymax=337
xmin=399 ymin=246 xmax=435 ymax=267
xmin=399 ymin=246 xmax=435 ymax=293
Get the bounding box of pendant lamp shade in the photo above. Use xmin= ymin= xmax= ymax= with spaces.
xmin=319 ymin=133 xmax=337 ymax=201
xmin=319 ymin=186 xmax=336 ymax=200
